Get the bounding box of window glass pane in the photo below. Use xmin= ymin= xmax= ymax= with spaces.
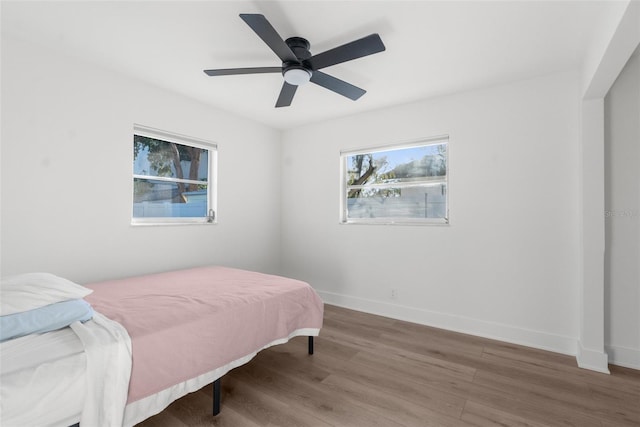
xmin=134 ymin=135 xmax=209 ymax=182
xmin=347 ymin=183 xmax=447 ymax=219
xmin=342 ymin=139 xmax=448 ymax=223
xmin=346 ymin=143 xmax=446 ymax=187
xmin=133 ymin=178 xmax=207 ymax=218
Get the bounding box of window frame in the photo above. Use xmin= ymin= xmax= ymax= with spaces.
xmin=131 ymin=124 xmax=218 ymax=226
xmin=340 ymin=136 xmax=449 ymax=226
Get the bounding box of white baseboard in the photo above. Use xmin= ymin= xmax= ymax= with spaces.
xmin=576 ymin=342 xmax=610 ymax=374
xmin=317 ymin=290 xmax=577 ymax=357
xmin=606 ymin=344 xmax=640 ymax=370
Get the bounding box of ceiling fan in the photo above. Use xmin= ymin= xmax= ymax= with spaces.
xmin=203 ymin=14 xmax=386 ymax=108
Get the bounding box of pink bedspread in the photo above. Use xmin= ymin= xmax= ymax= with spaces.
xmin=85 ymin=266 xmax=323 ymax=403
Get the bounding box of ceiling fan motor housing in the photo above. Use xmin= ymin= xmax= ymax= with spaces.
xmin=285 ymin=37 xmax=312 ymax=61
xmin=282 ymin=37 xmax=313 ymax=84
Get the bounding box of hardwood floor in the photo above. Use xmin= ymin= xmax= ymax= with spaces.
xmin=137 ymin=304 xmax=640 ymax=426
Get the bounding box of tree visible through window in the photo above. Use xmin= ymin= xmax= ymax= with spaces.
xmin=132 ymin=125 xmax=217 ymax=224
xmin=341 ymin=137 xmax=448 ymax=224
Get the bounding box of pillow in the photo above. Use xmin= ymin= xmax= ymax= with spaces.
xmin=1 ymin=272 xmax=93 ymax=316
xmin=0 ymin=298 xmax=94 ymax=342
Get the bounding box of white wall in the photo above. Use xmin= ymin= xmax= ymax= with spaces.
xmin=281 ymin=71 xmax=581 ymax=355
xmin=1 ymin=36 xmax=282 ymax=283
xmin=604 ymin=47 xmax=640 ymax=369
xmin=577 ymin=1 xmax=640 ymax=373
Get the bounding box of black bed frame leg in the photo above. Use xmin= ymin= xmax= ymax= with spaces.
xmin=213 ymin=378 xmax=221 ymax=416
xmin=211 ymin=338 xmax=312 ymax=416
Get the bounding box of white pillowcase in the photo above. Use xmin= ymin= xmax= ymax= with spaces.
xmin=0 ymin=273 xmax=93 ymax=316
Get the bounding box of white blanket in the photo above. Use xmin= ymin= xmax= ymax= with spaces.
xmin=71 ymin=312 xmax=132 ymax=427
xmin=0 ymin=312 xmax=131 ymax=427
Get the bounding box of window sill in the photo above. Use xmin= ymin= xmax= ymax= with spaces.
xmin=131 ymin=218 xmax=217 ymax=227
xmin=340 ymin=218 xmax=449 ymax=226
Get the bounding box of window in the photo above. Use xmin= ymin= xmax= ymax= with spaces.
xmin=132 ymin=124 xmax=217 ymax=225
xmin=340 ymin=136 xmax=448 ymax=225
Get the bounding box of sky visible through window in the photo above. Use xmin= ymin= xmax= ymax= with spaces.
xmin=374 ymin=144 xmax=442 ymax=175
xmin=347 ymin=143 xmax=446 ymax=183
xmin=384 ymin=145 xmax=435 ymax=165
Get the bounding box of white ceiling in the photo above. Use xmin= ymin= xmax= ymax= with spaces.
xmin=1 ymin=1 xmax=624 ymax=130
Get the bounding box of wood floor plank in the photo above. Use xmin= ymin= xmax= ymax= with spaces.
xmin=321 ymin=373 xmax=473 ymax=427
xmin=585 ymin=385 xmax=640 ymax=426
xmin=389 ymin=318 xmax=489 ymax=351
xmin=136 ymin=410 xmax=189 ymax=427
xmin=482 ymin=343 xmax=640 ymax=394
xmin=233 ymin=354 xmax=403 ymax=427
xmin=137 ymin=304 xmax=640 ymax=427
xmin=470 ymin=369 xmax=604 ymax=426
xmin=217 ymin=374 xmax=329 ymax=427
xmin=330 ymin=352 xmax=467 ymax=419
xmin=351 ymin=340 xmax=477 ymax=383
xmin=460 ymin=400 xmax=550 ymax=427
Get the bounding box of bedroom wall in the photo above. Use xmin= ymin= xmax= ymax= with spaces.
xmin=280 ymin=71 xmax=581 ymax=355
xmin=604 ymin=46 xmax=640 ymax=369
xmin=0 ymin=36 xmax=282 ymax=283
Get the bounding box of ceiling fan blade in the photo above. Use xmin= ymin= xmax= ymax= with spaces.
xmin=240 ymin=14 xmax=298 ymax=63
xmin=275 ymin=82 xmax=297 ymax=108
xmin=310 ymin=71 xmax=366 ymax=100
xmin=204 ymin=67 xmax=281 ymax=76
xmin=306 ymin=34 xmax=385 ymax=70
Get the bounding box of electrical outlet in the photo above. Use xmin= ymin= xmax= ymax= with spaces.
xmin=391 ymin=289 xmax=398 ymax=299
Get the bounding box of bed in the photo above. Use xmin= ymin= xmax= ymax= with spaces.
xmin=0 ymin=266 xmax=324 ymax=427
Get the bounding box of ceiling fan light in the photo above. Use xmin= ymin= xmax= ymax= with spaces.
xmin=283 ymin=68 xmax=311 ymax=86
